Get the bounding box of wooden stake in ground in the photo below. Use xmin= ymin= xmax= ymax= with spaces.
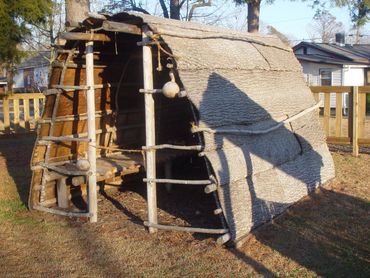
xmin=142 ymin=25 xmax=158 ymax=233
xmin=85 ymin=40 xmax=98 ymax=222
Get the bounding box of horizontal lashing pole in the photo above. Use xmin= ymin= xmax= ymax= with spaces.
xmin=52 ymin=61 xmax=108 ymax=69
xmin=41 ymin=136 xmax=90 ymax=142
xmin=33 ymin=205 xmax=92 ymax=218
xmin=60 ymin=32 xmax=111 ymax=42
xmin=144 ymin=221 xmax=228 ymax=234
xmin=51 ymin=83 xmax=114 ymax=91
xmin=102 ymin=20 xmax=141 ymax=35
xmin=139 ymin=88 xmax=163 ymax=94
xmin=40 ymin=163 xmax=89 ymax=176
xmin=137 ymin=40 xmax=166 ymax=46
xmin=192 ymin=101 xmax=322 ymax=135
xmin=56 ymin=49 xmax=80 ymax=54
xmin=142 ymin=144 xmax=203 ymax=151
xmin=143 ymin=178 xmax=213 ymax=185
xmin=43 ymin=88 xmax=62 ymax=96
xmin=37 ymin=126 xmax=139 ymax=146
xmin=139 ymin=88 xmax=188 ymax=97
xmin=38 ymin=110 xmax=114 ymax=123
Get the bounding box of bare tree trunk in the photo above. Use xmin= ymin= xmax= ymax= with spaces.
xmin=65 ymin=0 xmax=90 ymax=29
xmin=159 ymin=0 xmax=170 ymax=18
xmin=247 ymin=0 xmax=260 ymax=33
xmin=170 ymin=0 xmax=181 ymax=20
xmin=355 ymin=25 xmax=361 ymax=44
xmin=5 ymin=63 xmax=14 ymax=93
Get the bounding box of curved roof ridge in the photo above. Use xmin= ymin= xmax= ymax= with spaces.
xmin=109 ymin=12 xmax=291 ymax=52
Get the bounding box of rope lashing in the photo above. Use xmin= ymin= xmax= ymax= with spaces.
xmin=94 ymin=145 xmax=143 ymax=153
xmin=149 ymin=34 xmax=179 ymax=58
xmin=147 ymin=33 xmax=179 ymax=72
xmin=192 ymin=101 xmax=322 ymax=135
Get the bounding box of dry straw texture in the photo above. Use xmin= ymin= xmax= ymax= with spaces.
xmin=124 ymin=12 xmax=335 ymax=241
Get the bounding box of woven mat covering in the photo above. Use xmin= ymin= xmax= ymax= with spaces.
xmin=116 ymin=12 xmax=335 ymax=241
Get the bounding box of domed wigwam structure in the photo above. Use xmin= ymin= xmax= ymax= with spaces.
xmin=29 ymin=12 xmax=335 ymax=245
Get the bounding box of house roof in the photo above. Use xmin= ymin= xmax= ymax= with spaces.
xmin=17 ymin=51 xmax=50 ymax=69
xmin=293 ymin=42 xmax=370 ymax=66
xmin=294 ymin=53 xmax=367 ymax=66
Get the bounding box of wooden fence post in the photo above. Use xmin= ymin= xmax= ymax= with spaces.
xmin=352 ymin=86 xmax=359 ymax=156
xmin=323 ymin=93 xmax=331 ymax=136
xmin=348 ymin=91 xmax=353 ymax=140
xmin=358 ymin=92 xmax=366 ymax=139
xmin=335 ymin=93 xmax=343 ymax=137
xmin=13 ymin=99 xmax=20 ymax=133
xmin=24 ymin=98 xmax=30 ymax=132
xmin=33 ymin=98 xmax=40 ymax=121
xmin=3 ymin=97 xmax=10 ymax=134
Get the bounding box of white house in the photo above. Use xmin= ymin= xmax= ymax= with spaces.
xmin=293 ymin=36 xmax=370 ymax=110
xmin=13 ymin=51 xmax=50 ymax=92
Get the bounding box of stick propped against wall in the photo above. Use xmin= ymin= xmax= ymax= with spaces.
xmin=142 ymin=25 xmax=158 ymax=233
xmin=85 ymin=40 xmax=98 ymax=223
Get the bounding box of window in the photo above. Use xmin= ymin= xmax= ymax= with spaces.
xmin=320 ymin=69 xmax=332 ymax=86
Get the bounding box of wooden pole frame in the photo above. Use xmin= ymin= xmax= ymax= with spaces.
xmin=352 ymin=86 xmax=359 ymax=157
xmin=86 ymin=40 xmax=98 ymax=222
xmin=142 ymin=25 xmax=158 ymax=233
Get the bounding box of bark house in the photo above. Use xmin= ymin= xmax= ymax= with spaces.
xmin=29 ymin=12 xmax=335 ymax=245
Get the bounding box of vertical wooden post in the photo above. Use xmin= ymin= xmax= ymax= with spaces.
xmin=3 ymin=97 xmax=10 ymax=134
xmin=86 ymin=40 xmax=98 ymax=222
xmin=34 ymin=98 xmax=40 ymax=121
xmin=323 ymin=93 xmax=330 ymax=136
xmin=358 ymin=92 xmax=366 ymax=139
xmin=24 ymin=98 xmax=30 ymax=132
xmin=13 ymin=99 xmax=20 ymax=133
xmin=352 ymin=86 xmax=359 ymax=156
xmin=335 ymin=93 xmax=343 ymax=137
xmin=348 ymin=91 xmax=353 ymax=140
xmin=142 ymin=25 xmax=158 ymax=233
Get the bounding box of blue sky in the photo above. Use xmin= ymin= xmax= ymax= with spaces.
xmin=259 ymin=0 xmax=361 ymax=40
xmin=93 ymin=0 xmax=369 ymax=43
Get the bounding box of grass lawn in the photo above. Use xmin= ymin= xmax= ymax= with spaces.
xmin=0 ymin=135 xmax=369 ymax=277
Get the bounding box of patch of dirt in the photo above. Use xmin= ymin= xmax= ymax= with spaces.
xmin=0 ymin=135 xmax=369 ymax=277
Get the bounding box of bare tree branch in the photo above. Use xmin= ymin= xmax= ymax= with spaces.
xmin=308 ymin=11 xmax=344 ymax=43
xmin=188 ymin=0 xmax=212 ymax=21
xmin=159 ymin=0 xmax=169 ymax=18
xmin=128 ymin=0 xmax=150 ymax=14
xmin=127 ymin=6 xmax=150 ymax=14
xmin=180 ymin=0 xmax=187 ymax=8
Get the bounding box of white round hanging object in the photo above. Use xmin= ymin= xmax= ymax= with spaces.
xmin=162 ymin=81 xmax=180 ymax=98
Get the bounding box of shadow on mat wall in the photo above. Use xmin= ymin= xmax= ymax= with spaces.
xmin=197 ymin=73 xmax=327 ymax=274
xmin=198 ymin=73 xmax=325 ymax=237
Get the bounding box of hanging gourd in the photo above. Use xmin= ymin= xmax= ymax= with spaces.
xmin=162 ymin=71 xmax=180 ymax=98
